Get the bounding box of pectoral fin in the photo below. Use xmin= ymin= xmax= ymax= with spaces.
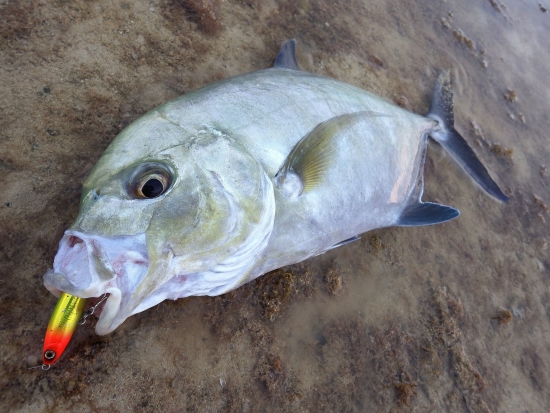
xmin=274 ymin=111 xmax=387 ymax=197
xmin=314 ymin=235 xmax=361 ymax=256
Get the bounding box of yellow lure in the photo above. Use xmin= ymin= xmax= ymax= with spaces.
xmin=42 ymin=292 xmax=87 ymax=367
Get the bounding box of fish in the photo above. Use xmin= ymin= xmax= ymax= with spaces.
xmin=43 ymin=40 xmax=507 ymax=336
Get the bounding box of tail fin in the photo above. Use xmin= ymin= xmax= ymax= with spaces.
xmin=427 ymin=70 xmax=509 ymax=202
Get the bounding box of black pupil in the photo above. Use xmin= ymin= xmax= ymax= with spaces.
xmin=141 ymin=179 xmax=164 ymax=198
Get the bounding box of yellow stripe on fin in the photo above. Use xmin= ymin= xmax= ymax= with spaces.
xmin=274 ymin=111 xmax=387 ymax=196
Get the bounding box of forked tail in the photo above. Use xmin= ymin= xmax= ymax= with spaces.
xmin=427 ymin=70 xmax=508 ymax=202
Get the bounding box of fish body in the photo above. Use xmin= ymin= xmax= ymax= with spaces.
xmin=44 ymin=41 xmax=506 ymax=335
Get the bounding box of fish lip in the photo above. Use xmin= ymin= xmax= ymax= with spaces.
xmin=95 ymin=287 xmax=122 ymax=335
xmin=44 ymin=283 xmax=63 ymax=298
xmin=41 ymin=284 xmax=122 ymax=335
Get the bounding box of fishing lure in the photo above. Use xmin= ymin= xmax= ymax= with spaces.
xmin=41 ymin=292 xmax=87 ymax=369
xmin=35 ymin=293 xmax=107 ymax=370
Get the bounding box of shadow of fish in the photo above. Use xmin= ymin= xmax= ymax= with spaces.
xmin=44 ymin=40 xmax=507 ymax=335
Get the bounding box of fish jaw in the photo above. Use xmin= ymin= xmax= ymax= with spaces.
xmin=43 ymin=230 xmax=149 ymax=335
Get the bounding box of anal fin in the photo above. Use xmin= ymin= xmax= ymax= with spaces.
xmin=397 ymin=202 xmax=459 ymax=227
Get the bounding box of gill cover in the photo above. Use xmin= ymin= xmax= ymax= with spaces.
xmin=109 ymin=129 xmax=276 ymax=334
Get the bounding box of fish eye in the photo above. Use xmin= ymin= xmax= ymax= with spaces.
xmin=141 ymin=178 xmax=164 ymax=198
xmin=130 ymin=163 xmax=173 ymax=200
xmin=137 ymin=175 xmax=167 ymax=199
xmin=44 ymin=350 xmax=56 ymax=360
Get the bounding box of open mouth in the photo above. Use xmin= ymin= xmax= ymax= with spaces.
xmin=43 ymin=229 xmax=149 ymax=335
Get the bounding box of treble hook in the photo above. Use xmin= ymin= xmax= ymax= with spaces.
xmin=79 ymin=294 xmax=108 ymax=325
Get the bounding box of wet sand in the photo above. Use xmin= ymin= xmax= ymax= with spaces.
xmin=1 ymin=0 xmax=549 ymax=411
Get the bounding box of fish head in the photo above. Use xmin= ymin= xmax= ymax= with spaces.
xmin=44 ymin=111 xmax=275 ymax=334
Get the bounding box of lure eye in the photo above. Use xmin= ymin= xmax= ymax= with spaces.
xmin=130 ymin=163 xmax=173 ymax=199
xmin=44 ymin=350 xmax=56 ymax=360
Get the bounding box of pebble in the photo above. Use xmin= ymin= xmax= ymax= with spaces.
xmin=67 ymin=380 xmax=76 ymax=392
xmin=38 ymin=378 xmax=50 ymax=392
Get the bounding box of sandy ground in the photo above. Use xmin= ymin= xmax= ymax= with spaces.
xmin=1 ymin=0 xmax=549 ymax=412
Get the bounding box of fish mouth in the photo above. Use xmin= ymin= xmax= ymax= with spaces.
xmin=43 ymin=230 xmax=149 ymax=335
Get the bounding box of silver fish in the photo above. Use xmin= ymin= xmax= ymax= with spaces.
xmin=44 ymin=40 xmax=507 ymax=335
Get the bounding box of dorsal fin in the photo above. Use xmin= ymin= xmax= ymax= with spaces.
xmin=273 ymin=39 xmax=300 ymax=70
xmin=274 ymin=111 xmax=387 ymax=197
xmin=397 ymin=202 xmax=459 ymax=227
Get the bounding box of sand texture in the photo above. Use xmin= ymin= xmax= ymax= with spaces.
xmin=1 ymin=0 xmax=549 ymax=412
